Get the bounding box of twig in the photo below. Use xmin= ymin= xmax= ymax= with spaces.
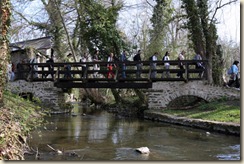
xmin=35 ymin=147 xmax=39 ymax=160
xmin=47 ymin=144 xmax=56 ymax=152
xmin=47 ymin=144 xmax=63 ymax=154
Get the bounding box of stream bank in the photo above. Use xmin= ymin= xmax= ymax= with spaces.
xmin=143 ymin=111 xmax=240 ymax=136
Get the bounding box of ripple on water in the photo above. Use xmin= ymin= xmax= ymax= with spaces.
xmin=216 ymin=145 xmax=240 ymax=160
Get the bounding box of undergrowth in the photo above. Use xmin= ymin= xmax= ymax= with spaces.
xmin=0 ymin=90 xmax=45 ymax=160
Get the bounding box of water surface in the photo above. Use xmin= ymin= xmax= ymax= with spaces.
xmin=25 ymin=106 xmax=240 ymax=161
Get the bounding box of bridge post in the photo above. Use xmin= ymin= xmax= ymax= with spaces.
xmin=185 ymin=63 xmax=189 ymax=80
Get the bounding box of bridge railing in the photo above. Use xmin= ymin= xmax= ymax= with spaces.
xmin=14 ymin=60 xmax=207 ymax=83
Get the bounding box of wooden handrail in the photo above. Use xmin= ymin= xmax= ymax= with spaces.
xmin=15 ymin=60 xmax=208 ymax=84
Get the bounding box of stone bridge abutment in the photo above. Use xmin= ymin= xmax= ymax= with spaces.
xmin=147 ymin=81 xmax=240 ymax=109
xmin=6 ymin=80 xmax=240 ymax=112
xmin=6 ymin=80 xmax=72 ymax=113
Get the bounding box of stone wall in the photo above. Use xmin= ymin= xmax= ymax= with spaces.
xmin=6 ymin=80 xmax=67 ymax=112
xmin=148 ymin=81 xmax=240 ymax=109
xmin=144 ymin=111 xmax=240 ymax=136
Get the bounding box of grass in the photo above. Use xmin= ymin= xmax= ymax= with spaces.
xmin=3 ymin=91 xmax=45 ymax=132
xmin=161 ymin=99 xmax=240 ymax=124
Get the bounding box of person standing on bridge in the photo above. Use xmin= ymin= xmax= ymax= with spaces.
xmin=193 ymin=51 xmax=205 ymax=78
xmin=177 ymin=50 xmax=185 ymax=78
xmin=133 ymin=50 xmax=142 ymax=78
xmin=80 ymin=52 xmax=88 ymax=79
xmin=150 ymin=52 xmax=158 ymax=78
xmin=226 ymin=60 xmax=240 ymax=90
xmin=120 ymin=50 xmax=128 ymax=79
xmin=45 ymin=51 xmax=54 ymax=79
xmin=16 ymin=60 xmax=24 ymax=80
xmin=162 ymin=51 xmax=170 ymax=78
xmin=29 ymin=53 xmax=40 ymax=79
xmin=64 ymin=53 xmax=73 ymax=79
xmin=107 ymin=52 xmax=116 ymax=79
xmin=92 ymin=50 xmax=101 ymax=78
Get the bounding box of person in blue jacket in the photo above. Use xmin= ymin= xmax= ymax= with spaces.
xmin=226 ymin=60 xmax=240 ymax=90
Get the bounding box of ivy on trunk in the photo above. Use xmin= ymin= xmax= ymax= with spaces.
xmin=0 ymin=0 xmax=11 ymax=107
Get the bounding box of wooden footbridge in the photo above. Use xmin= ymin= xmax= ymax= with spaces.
xmin=15 ymin=60 xmax=207 ymax=89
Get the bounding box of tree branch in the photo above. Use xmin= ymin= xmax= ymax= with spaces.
xmin=210 ymin=0 xmax=238 ymax=24
xmin=145 ymin=0 xmax=154 ymax=8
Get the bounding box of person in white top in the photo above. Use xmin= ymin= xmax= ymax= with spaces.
xmin=162 ymin=51 xmax=170 ymax=78
xmin=150 ymin=52 xmax=158 ymax=78
xmin=93 ymin=50 xmax=100 ymax=78
xmin=80 ymin=53 xmax=88 ymax=78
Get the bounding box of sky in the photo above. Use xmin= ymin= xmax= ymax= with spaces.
xmin=118 ymin=0 xmax=240 ymax=44
xmin=214 ymin=0 xmax=240 ymax=43
xmin=23 ymin=0 xmax=240 ymax=44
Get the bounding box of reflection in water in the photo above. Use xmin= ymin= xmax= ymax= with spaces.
xmin=25 ymin=105 xmax=240 ymax=161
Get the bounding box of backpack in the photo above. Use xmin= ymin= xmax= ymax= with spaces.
xmin=177 ymin=56 xmax=182 ymax=67
xmin=193 ymin=54 xmax=201 ymax=60
xmin=149 ymin=55 xmax=153 ymax=61
xmin=227 ymin=66 xmax=233 ymax=75
xmin=133 ymin=54 xmax=138 ymax=61
xmin=162 ymin=55 xmax=168 ymax=61
xmin=193 ymin=55 xmax=197 ymax=60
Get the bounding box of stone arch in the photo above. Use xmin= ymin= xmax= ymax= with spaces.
xmin=148 ymin=81 xmax=240 ymax=109
xmin=176 ymin=87 xmax=213 ymax=102
xmin=167 ymin=95 xmax=208 ymax=109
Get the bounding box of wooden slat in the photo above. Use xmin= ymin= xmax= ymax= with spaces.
xmin=17 ymin=60 xmax=207 ymax=88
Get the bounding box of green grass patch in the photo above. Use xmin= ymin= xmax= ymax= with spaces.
xmin=1 ymin=90 xmax=46 ymax=160
xmin=162 ymin=99 xmax=240 ymax=124
xmin=2 ymin=90 xmax=46 ymax=134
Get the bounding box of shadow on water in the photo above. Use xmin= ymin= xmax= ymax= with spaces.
xmin=25 ymin=104 xmax=240 ymax=161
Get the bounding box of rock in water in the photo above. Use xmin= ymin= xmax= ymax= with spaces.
xmin=135 ymin=147 xmax=150 ymax=154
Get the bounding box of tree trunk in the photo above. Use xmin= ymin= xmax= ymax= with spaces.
xmin=207 ymin=23 xmax=218 ymax=84
xmin=84 ymin=88 xmax=105 ymax=105
xmin=182 ymin=0 xmax=220 ymax=84
xmin=111 ymin=89 xmax=122 ymax=104
xmin=0 ymin=0 xmax=11 ymax=107
xmin=53 ymin=0 xmax=77 ymax=61
xmin=134 ymin=89 xmax=147 ymax=104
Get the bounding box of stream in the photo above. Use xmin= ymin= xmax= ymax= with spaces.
xmin=25 ymin=104 xmax=240 ymax=161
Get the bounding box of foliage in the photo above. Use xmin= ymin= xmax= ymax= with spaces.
xmin=3 ymin=90 xmax=45 ymax=132
xmin=181 ymin=0 xmax=205 ymax=79
xmin=76 ymin=0 xmax=127 ymax=57
xmin=0 ymin=91 xmax=45 ymax=160
xmin=147 ymin=0 xmax=173 ymax=58
xmin=181 ymin=0 xmax=238 ymax=85
xmin=217 ymin=38 xmax=240 ymax=83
